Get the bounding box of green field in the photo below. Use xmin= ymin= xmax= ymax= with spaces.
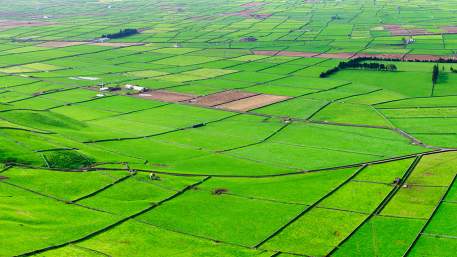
xmin=0 ymin=0 xmax=457 ymax=256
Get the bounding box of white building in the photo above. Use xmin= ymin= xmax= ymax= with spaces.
xmin=125 ymin=84 xmax=147 ymax=92
xmin=94 ymin=37 xmax=110 ymax=43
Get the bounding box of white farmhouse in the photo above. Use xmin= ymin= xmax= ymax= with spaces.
xmin=125 ymin=84 xmax=147 ymax=92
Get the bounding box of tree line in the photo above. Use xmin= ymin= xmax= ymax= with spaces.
xmin=358 ymin=56 xmax=457 ymax=64
xmin=102 ymin=28 xmax=139 ymax=39
xmin=320 ymin=58 xmax=398 ymax=78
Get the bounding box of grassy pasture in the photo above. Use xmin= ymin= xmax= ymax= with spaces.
xmin=71 ymin=221 xmax=272 ymax=257
xmin=354 ymin=158 xmax=413 ymax=183
xmin=138 ymin=189 xmax=303 ymax=246
xmin=311 ymin=102 xmax=392 ymax=127
xmin=318 ymin=181 xmax=393 ymax=213
xmin=200 ymin=168 xmax=357 ymax=205
xmin=2 ymin=168 xmax=128 ymax=200
xmin=408 ymin=235 xmax=457 ymax=257
xmin=0 ymin=183 xmax=118 ymax=257
xmin=0 ymin=0 xmax=457 ymax=256
xmin=262 ymin=208 xmax=367 ymax=256
xmin=381 ymin=185 xmax=447 ymax=219
xmin=330 ymin=70 xmax=432 ymax=98
xmin=79 ymin=173 xmax=201 ymax=215
xmin=424 ymin=202 xmax=457 ymax=237
xmin=333 ymin=216 xmax=426 ymax=257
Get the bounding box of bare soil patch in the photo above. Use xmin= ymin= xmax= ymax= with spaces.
xmin=0 ymin=20 xmax=55 ymax=29
xmin=316 ymin=52 xmax=356 ymax=59
xmin=91 ymin=42 xmax=145 ymax=47
xmin=134 ymin=90 xmax=196 ymax=102
xmin=38 ymin=41 xmax=87 ymax=48
xmin=187 ymin=90 xmax=258 ymax=107
xmin=216 ymin=94 xmax=290 ymax=112
xmin=278 ymin=51 xmax=318 ymax=57
xmin=255 ymin=50 xmax=357 ymax=59
xmin=252 ymin=13 xmax=272 ymax=19
xmin=442 ymin=26 xmax=457 ymax=34
xmin=241 ymin=2 xmax=267 ymax=7
xmin=408 ymin=29 xmax=432 ymax=35
xmin=384 ymin=24 xmax=435 ymax=36
xmin=190 ymin=15 xmax=213 ymax=21
xmin=223 ymin=9 xmax=257 ymax=17
xmin=403 ymin=54 xmax=457 ymax=61
xmin=255 ymin=50 xmax=456 ymax=62
xmin=354 ymin=53 xmax=405 ymax=59
xmin=253 ymin=50 xmax=280 ymax=56
xmin=254 ymin=50 xmax=318 ymax=57
xmin=223 ymin=8 xmax=271 ymax=20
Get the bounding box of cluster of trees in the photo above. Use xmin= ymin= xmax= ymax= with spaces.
xmin=338 ymin=59 xmax=398 ymax=71
xmin=320 ymin=58 xmax=398 ymax=78
xmin=450 ymin=67 xmax=457 ymax=73
xmin=102 ymin=28 xmax=139 ymax=39
xmin=432 ymin=64 xmax=439 ymax=84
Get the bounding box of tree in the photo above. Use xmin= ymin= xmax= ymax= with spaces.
xmin=432 ymin=64 xmax=439 ymax=84
xmin=386 ymin=64 xmax=397 ymax=71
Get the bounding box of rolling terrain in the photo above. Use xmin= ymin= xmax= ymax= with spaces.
xmin=1 ymin=0 xmax=457 ymax=256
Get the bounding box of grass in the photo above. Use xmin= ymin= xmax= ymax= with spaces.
xmin=381 ymin=186 xmax=447 ymax=219
xmin=354 ymin=158 xmax=414 ymax=183
xmin=262 ymin=208 xmax=367 ymax=256
xmin=74 ymin=220 xmax=272 ymax=257
xmin=138 ymin=189 xmax=303 ymax=246
xmin=424 ymin=202 xmax=457 ymax=237
xmin=408 ymin=235 xmax=457 ymax=257
xmin=0 ymin=110 xmax=88 ymax=131
xmin=0 ymin=183 xmax=118 ymax=257
xmin=254 ymin=97 xmax=328 ymax=119
xmin=446 ymin=182 xmax=457 ymax=202
xmin=407 ymin=152 xmax=457 ymax=186
xmin=229 ymin=140 xmax=380 ymax=170
xmin=333 ymin=216 xmax=426 ymax=257
xmin=1 ymin=0 xmax=457 ymax=255
xmin=330 ymin=70 xmax=431 ymax=97
xmin=318 ymin=181 xmax=393 ymax=213
xmin=32 ymin=245 xmax=105 ymax=257
xmin=200 ymin=168 xmax=357 ymax=205
xmin=2 ymin=168 xmax=128 ymax=200
xmin=376 ymin=96 xmax=457 ymax=109
xmin=381 ymin=107 xmax=457 ymax=118
xmin=311 ymin=102 xmax=392 ymax=127
xmin=154 ymin=55 xmax=221 ymax=66
xmin=154 ymin=115 xmax=285 ymax=151
xmin=79 ymin=173 xmax=201 ymax=215
xmin=159 ymin=152 xmax=294 ymax=176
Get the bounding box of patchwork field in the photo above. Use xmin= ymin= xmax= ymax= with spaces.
xmin=0 ymin=0 xmax=457 ymax=256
